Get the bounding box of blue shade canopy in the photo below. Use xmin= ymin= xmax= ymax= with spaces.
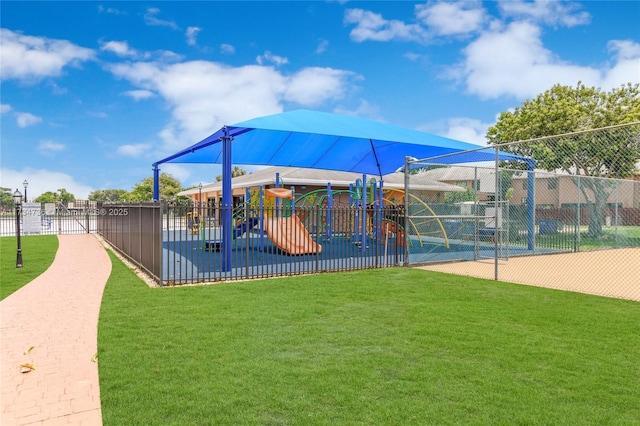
xmin=154 ymin=109 xmax=527 ymax=177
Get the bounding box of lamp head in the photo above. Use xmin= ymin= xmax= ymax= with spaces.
xmin=13 ymin=189 xmax=22 ymax=205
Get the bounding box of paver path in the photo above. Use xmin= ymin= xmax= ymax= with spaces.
xmin=1 ymin=234 xmax=111 ymax=426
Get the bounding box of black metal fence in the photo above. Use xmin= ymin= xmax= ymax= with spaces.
xmin=0 ymin=201 xmax=98 ymax=237
xmin=97 ymin=202 xmax=163 ymax=284
xmin=96 ymin=201 xmax=405 ymax=286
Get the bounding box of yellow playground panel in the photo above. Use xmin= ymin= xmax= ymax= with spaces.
xmin=382 ymin=188 xmax=449 ymax=249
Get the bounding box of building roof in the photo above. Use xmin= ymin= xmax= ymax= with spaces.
xmin=178 ymin=166 xmax=464 ymax=196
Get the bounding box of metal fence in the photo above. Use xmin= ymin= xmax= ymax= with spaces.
xmin=405 ymin=122 xmax=640 ymax=291
xmin=0 ymin=200 xmax=98 ymax=237
xmin=96 ymin=202 xmax=162 ymax=284
xmin=3 ymin=123 xmax=638 ymax=293
xmin=404 ymin=166 xmax=640 ymax=262
xmin=96 ymin=201 xmax=405 ymax=286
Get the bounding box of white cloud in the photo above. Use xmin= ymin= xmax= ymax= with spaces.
xmin=316 ymin=39 xmax=329 ymax=54
xmin=0 ymin=29 xmax=95 ymax=82
xmin=440 ymin=117 xmax=491 ymax=145
xmin=116 ymin=143 xmax=151 ymax=157
xmin=144 ymin=8 xmax=178 ymax=30
xmin=601 ymin=40 xmax=640 ymax=90
xmin=160 ymin=164 xmax=191 ymax=184
xmin=97 ymin=5 xmax=125 ymax=15
xmin=16 ymin=112 xmax=42 ymax=128
xmin=416 ymin=1 xmax=487 ymax=37
xmin=1 ymin=104 xmax=11 ymax=114
xmin=334 ymin=99 xmax=383 ymax=121
xmin=285 ymin=67 xmax=356 ymax=106
xmin=453 ymin=21 xmax=603 ymax=100
xmin=107 ymin=60 xmax=358 ymax=154
xmin=186 ymin=27 xmax=201 ymax=46
xmin=37 ymin=140 xmax=66 ymax=154
xmin=404 ymin=52 xmax=423 ymax=62
xmin=0 ymin=167 xmax=94 ymax=199
xmin=498 ymin=0 xmax=590 ymax=27
xmin=256 ymin=51 xmax=289 ymax=66
xmin=220 ymin=44 xmax=235 ymax=55
xmin=88 ymin=111 xmax=108 ymax=119
xmin=123 ymin=89 xmax=155 ymax=100
xmin=344 ymin=8 xmax=428 ymax=43
xmin=100 ymin=40 xmax=138 ymax=58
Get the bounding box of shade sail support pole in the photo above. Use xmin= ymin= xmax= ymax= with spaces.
xmin=361 ymin=174 xmax=367 ymax=252
xmin=221 ymin=126 xmax=234 ymax=272
xmin=152 ymin=165 xmax=160 ymax=201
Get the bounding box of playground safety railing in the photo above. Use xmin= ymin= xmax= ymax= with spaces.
xmin=96 ymin=200 xmax=406 ymax=286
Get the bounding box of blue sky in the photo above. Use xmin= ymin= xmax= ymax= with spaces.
xmin=1 ymin=1 xmax=639 ymax=199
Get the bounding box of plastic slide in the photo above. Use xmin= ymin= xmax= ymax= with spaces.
xmin=234 ymin=217 xmax=259 ymax=238
xmin=262 ymin=214 xmax=322 ymax=255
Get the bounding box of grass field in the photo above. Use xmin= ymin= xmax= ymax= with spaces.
xmin=98 ymin=252 xmax=640 ymax=425
xmin=0 ymin=235 xmax=58 ymax=300
xmin=534 ymin=225 xmax=640 ymax=250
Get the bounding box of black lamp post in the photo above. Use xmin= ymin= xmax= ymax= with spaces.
xmin=23 ymin=179 xmax=28 ymax=202
xmin=13 ymin=189 xmax=23 ymax=268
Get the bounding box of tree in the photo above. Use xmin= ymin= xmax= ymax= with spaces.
xmin=444 ymin=186 xmax=476 ymax=204
xmin=215 ymin=166 xmax=247 ymax=182
xmin=57 ymin=188 xmax=75 ymax=204
xmin=34 ymin=188 xmax=76 ymax=204
xmin=35 ymin=192 xmax=58 ymax=204
xmin=121 ymin=173 xmax=183 ymax=201
xmin=88 ymin=189 xmax=127 ymax=202
xmin=0 ymin=187 xmax=15 ymax=212
xmin=486 ymin=82 xmax=640 ymax=237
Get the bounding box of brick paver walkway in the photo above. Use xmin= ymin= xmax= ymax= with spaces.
xmin=1 ymin=234 xmax=111 ymax=425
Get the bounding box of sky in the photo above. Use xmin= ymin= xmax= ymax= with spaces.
xmin=1 ymin=1 xmax=639 ymax=200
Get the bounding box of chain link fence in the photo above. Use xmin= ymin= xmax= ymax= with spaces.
xmin=406 ymin=122 xmax=640 ymax=300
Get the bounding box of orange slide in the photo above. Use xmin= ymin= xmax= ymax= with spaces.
xmin=263 ymin=214 xmax=322 ymax=255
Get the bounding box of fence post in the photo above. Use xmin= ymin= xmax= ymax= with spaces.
xmin=494 ymin=147 xmax=499 ymax=280
xmin=403 ymin=156 xmax=410 ymax=267
xmin=576 ymin=175 xmax=581 ymax=252
xmin=527 ymin=160 xmax=535 ymax=251
xmin=85 ymin=200 xmax=90 ymax=233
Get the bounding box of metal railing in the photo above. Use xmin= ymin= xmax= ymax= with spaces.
xmin=97 ymin=201 xmax=405 ymax=286
xmin=96 ymin=202 xmax=162 ymax=284
xmin=0 ymin=201 xmax=98 ymax=236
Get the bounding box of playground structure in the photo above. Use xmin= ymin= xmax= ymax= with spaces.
xmin=189 ymin=184 xmax=323 ymax=256
xmin=98 ymin=114 xmax=640 ymax=286
xmin=187 ymin=172 xmax=453 ymax=257
xmin=292 ymin=177 xmax=450 ymax=250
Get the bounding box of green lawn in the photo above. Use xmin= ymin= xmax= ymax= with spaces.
xmin=98 ymin=253 xmax=640 ymax=425
xmin=0 ymin=235 xmax=59 ymax=300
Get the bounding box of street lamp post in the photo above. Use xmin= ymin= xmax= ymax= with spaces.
xmin=23 ymin=179 xmax=28 ymax=202
xmin=13 ymin=189 xmax=23 ymax=268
